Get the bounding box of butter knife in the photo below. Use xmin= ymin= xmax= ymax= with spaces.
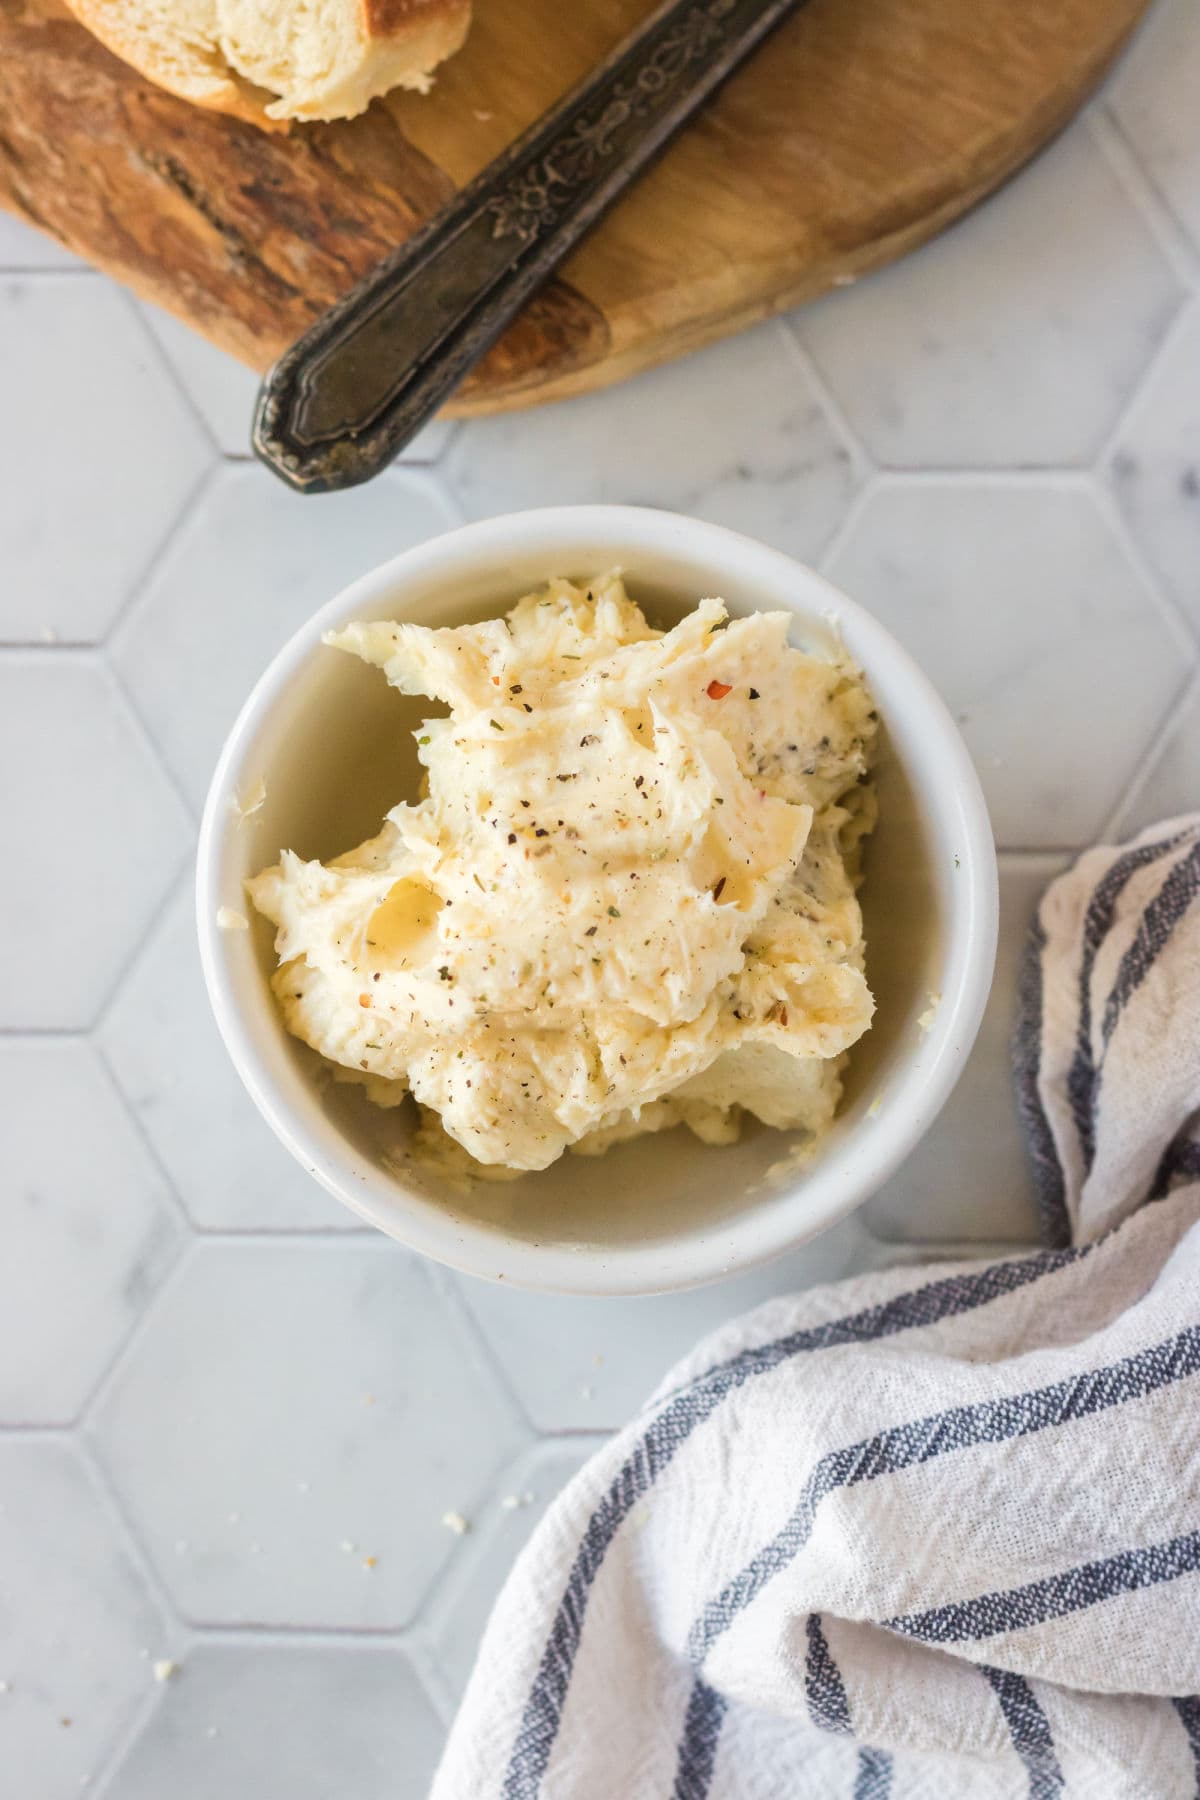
xmin=253 ymin=0 xmax=812 ymax=493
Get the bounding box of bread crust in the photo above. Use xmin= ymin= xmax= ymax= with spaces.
xmin=64 ymin=0 xmax=471 ymax=127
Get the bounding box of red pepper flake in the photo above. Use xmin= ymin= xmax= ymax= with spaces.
xmin=491 ymin=675 xmax=500 ymax=685
xmin=712 ymin=877 xmax=727 ymax=902
xmin=706 ymin=679 xmax=732 ymax=700
xmin=358 ymin=994 xmax=371 ymax=1008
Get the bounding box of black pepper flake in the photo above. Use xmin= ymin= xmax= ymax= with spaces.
xmin=438 ymin=967 xmax=452 ymax=981
xmin=510 ymin=684 xmax=523 ymax=694
xmin=634 ymin=775 xmax=644 ymax=789
xmin=489 ymin=719 xmax=503 ymax=731
xmin=535 ymin=827 xmax=549 ymax=838
xmin=520 ymin=799 xmax=531 ymax=808
xmin=607 ymin=906 xmax=621 ymax=918
xmin=713 ymin=877 xmax=727 ymax=901
xmin=585 ymin=925 xmax=597 ymax=937
xmin=580 ymin=734 xmax=598 ymax=747
xmin=522 ymin=703 xmax=533 ymax=714
xmin=749 ymin=688 xmax=760 ymax=700
xmin=373 ymin=972 xmax=381 ymax=981
xmin=507 ymin=832 xmax=517 ymax=844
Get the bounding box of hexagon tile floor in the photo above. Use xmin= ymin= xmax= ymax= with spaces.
xmin=3 ymin=2 xmax=1199 ymax=1792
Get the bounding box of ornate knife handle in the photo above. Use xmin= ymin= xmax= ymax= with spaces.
xmin=253 ymin=0 xmax=809 ymax=492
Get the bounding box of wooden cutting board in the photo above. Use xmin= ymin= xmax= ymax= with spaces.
xmin=0 ymin=0 xmax=1148 ymax=416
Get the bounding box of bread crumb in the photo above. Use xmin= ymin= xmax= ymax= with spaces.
xmin=441 ymin=1510 xmax=470 ymax=1536
xmin=231 ymin=776 xmax=268 ymax=819
xmin=153 ymin=1660 xmax=178 ymax=1683
xmin=917 ymin=991 xmax=942 ymax=1034
xmin=362 ymin=1554 xmax=378 ymax=1569
xmin=217 ymin=906 xmax=249 ymax=932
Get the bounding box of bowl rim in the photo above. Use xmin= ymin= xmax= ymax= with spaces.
xmin=197 ymin=504 xmax=998 ymax=1296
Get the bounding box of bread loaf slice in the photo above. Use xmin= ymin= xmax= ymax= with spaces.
xmin=65 ymin=0 xmax=472 ymax=126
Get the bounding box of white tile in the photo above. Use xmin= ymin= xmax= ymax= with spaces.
xmin=1112 ymin=676 xmax=1200 ymax=839
xmin=136 ymin=304 xmax=260 ymax=459
xmin=0 ymin=277 xmax=212 ymax=643
xmin=0 ymin=210 xmax=82 ymax=271
xmin=111 ymin=463 xmax=459 ymax=810
xmin=0 ymin=657 xmax=192 ymax=1029
xmin=825 ymin=479 xmax=1189 ymax=849
xmin=1107 ymin=299 xmax=1200 ymax=631
xmin=0 ymin=1440 xmax=170 ymax=1798
xmin=103 ymin=1639 xmax=442 ymax=1800
xmin=446 ymin=321 xmax=860 ymax=563
xmin=137 ymin=301 xmax=457 ymax=464
xmin=89 ymin=1241 xmax=526 ymax=1627
xmin=428 ymin=1438 xmax=605 ymax=1703
xmin=864 ymin=855 xmax=1067 ymax=1244
xmin=794 ymin=122 xmax=1183 ymax=468
xmin=0 ymin=1040 xmax=182 ymax=1424
xmin=455 ymin=1213 xmax=901 ymax=1431
xmin=1107 ymin=0 xmax=1200 ymax=256
xmin=100 ymin=885 xmax=360 ymax=1231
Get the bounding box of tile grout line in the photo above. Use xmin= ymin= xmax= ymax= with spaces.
xmin=1088 ymin=461 xmax=1200 ymax=658
xmin=102 ymin=457 xmax=223 ymax=655
xmin=1089 ymin=286 xmax=1200 ymax=481
xmin=116 ymin=282 xmax=226 ymax=462
xmin=424 ymin=1263 xmax=542 ymax=1441
xmin=777 ymin=316 xmax=877 ymax=482
xmin=1089 ymin=104 xmax=1200 ymax=292
xmin=1094 ymin=663 xmax=1200 ymax=845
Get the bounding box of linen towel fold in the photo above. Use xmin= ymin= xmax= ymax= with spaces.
xmin=433 ymin=817 xmax=1200 ymax=1800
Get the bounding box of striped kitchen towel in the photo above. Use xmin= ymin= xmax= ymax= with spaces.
xmin=432 ymin=817 xmax=1200 ymax=1800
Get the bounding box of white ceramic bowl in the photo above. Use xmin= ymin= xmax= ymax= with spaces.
xmin=197 ymin=506 xmax=997 ymax=1296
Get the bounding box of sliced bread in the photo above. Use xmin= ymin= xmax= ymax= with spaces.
xmin=66 ymin=0 xmax=472 ymax=126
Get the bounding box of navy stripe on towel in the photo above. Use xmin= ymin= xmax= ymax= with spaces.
xmin=1099 ymin=838 xmax=1200 ymax=1052
xmin=1064 ymin=829 xmax=1194 ymax=1175
xmin=502 ymin=1244 xmax=1089 ymax=1798
xmin=1151 ymin=1136 xmax=1200 ymax=1202
xmin=687 ymin=1327 xmax=1200 ymax=1667
xmin=671 ymin=1679 xmax=727 ymax=1800
xmin=1014 ymin=913 xmax=1069 ymax=1246
xmin=1172 ymin=1696 xmax=1200 ymax=1792
xmin=886 ymin=1528 xmax=1200 ymax=1644
xmin=805 ymin=1614 xmax=851 ymax=1734
xmin=982 ymin=1666 xmax=1064 ymax=1799
xmin=854 ymin=1747 xmax=893 ymax=1799
xmin=669 ymin=1326 xmax=1200 ymax=1800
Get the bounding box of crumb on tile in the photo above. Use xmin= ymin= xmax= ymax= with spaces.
xmin=153 ymin=1660 xmax=179 ymax=1683
xmin=441 ymin=1510 xmax=470 ymax=1536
